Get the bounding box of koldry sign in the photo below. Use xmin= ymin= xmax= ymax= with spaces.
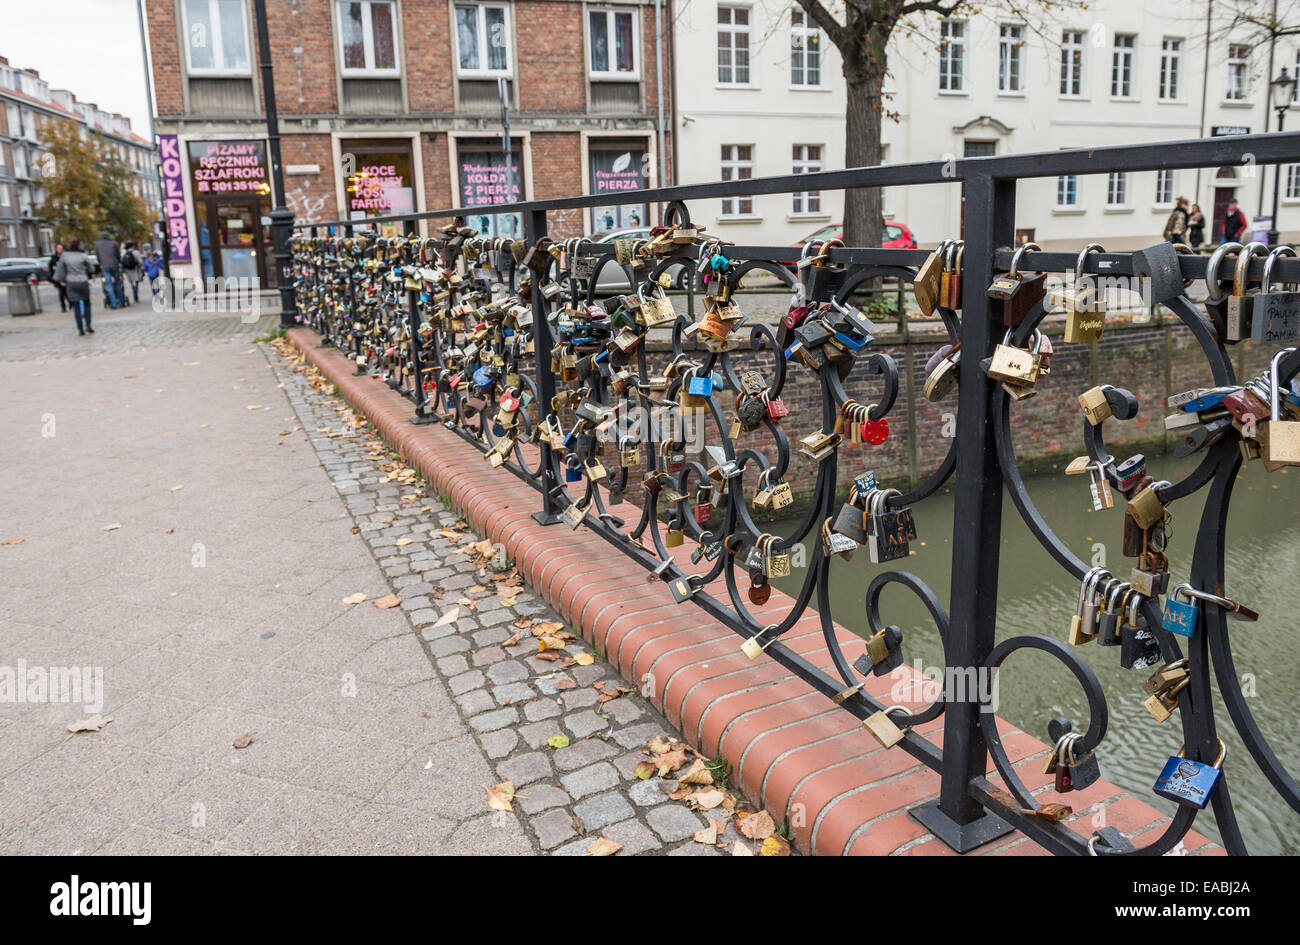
xmin=158 ymin=135 xmax=191 ymax=263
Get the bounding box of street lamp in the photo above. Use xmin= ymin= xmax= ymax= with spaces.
xmin=1268 ymin=68 xmax=1296 ymax=246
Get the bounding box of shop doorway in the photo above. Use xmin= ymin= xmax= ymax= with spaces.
xmin=198 ymin=196 xmax=271 ymax=287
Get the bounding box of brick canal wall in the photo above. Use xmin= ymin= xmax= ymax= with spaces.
xmin=288 ymin=326 xmax=1223 ymax=857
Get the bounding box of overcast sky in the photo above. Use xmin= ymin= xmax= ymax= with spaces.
xmin=6 ymin=0 xmax=154 ymax=138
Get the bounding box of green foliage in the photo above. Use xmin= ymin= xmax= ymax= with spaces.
xmin=36 ymin=118 xmax=150 ymax=246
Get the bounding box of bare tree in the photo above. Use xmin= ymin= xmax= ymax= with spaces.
xmin=794 ymin=1 xmax=1083 ymax=246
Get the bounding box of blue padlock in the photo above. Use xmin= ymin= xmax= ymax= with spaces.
xmin=834 ymin=331 xmax=870 ymax=352
xmin=853 ymin=471 xmax=877 ymax=501
xmin=688 ymin=375 xmax=713 ymax=398
xmin=784 ymin=341 xmax=803 ymax=362
xmin=709 ymin=253 xmax=730 ymax=270
xmin=1161 ymin=583 xmax=1199 ymax=638
xmin=564 ymin=457 xmax=582 ymax=482
xmin=1153 ymin=740 xmax=1224 ymax=809
xmin=1181 ymin=390 xmax=1229 ymax=412
xmin=473 ymin=367 xmax=493 ymax=389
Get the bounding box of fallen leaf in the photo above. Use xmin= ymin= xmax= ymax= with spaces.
xmin=503 ymin=630 xmax=523 ymax=647
xmin=500 ymin=596 xmax=517 ymax=607
xmin=732 ymin=840 xmax=755 ymax=856
xmin=760 ymin=836 xmax=791 ymax=856
xmin=692 ymin=789 xmax=726 ymax=810
xmin=340 ymin=592 xmax=367 ymax=605
xmin=693 ymin=821 xmax=718 ymax=844
xmin=66 ymin=715 xmax=113 ymax=734
xmin=423 ymin=760 xmax=433 ymax=770
xmin=535 ymin=651 xmax=560 ymax=662
xmin=678 ymin=759 xmax=715 ymax=786
xmin=395 ymin=537 xmax=412 ymax=547
xmin=634 ymin=761 xmax=657 ymax=780
xmin=573 ymin=652 xmax=595 ymax=666
xmin=170 ymin=484 xmax=185 ymax=492
xmin=102 ymin=523 xmax=121 ymax=531
xmin=432 ymin=606 xmax=460 ymax=628
xmin=537 ymin=635 xmax=566 ymax=652
xmin=1 ymin=538 xmax=24 ymax=546
xmin=655 ymin=749 xmax=689 ymax=776
xmin=373 ymin=594 xmax=401 ymax=610
xmin=737 ymin=809 xmax=777 ymax=840
xmin=247 ymin=405 xmax=264 ymax=410
xmin=486 ymin=780 xmax=516 ymax=812
xmin=546 ymin=733 xmax=570 ymax=750
xmin=233 ymin=731 xmax=253 ymax=749
xmin=554 ymin=679 xmax=577 ymax=691
xmin=648 ymin=736 xmax=675 ymax=754
xmin=587 ymin=837 xmax=622 ymax=856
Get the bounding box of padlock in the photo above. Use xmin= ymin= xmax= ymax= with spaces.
xmin=1250 ymin=245 xmax=1300 ymax=343
xmin=1130 ymin=550 xmax=1169 ymax=597
xmin=1078 ymin=385 xmax=1113 ymax=426
xmin=987 ymin=242 xmax=1047 ymax=326
xmin=1055 ymin=242 xmax=1109 ymax=342
xmin=942 ymin=242 xmax=964 ymax=310
xmin=1260 ymin=347 xmax=1300 ymax=465
xmin=1063 ymin=734 xmax=1102 ymax=792
xmin=912 ymin=239 xmax=950 ymax=317
xmin=1119 ymin=592 xmax=1162 ymax=671
xmin=832 ymin=493 xmax=870 ymax=546
xmin=985 ymin=329 xmax=1042 ymax=388
xmin=1161 ymin=583 xmax=1199 ymax=637
xmin=1227 ymin=241 xmax=1270 ymax=341
xmin=1096 ymin=580 xmax=1131 ymax=647
xmin=1143 ymin=676 xmax=1188 ymax=722
xmin=798 ymin=239 xmax=847 ymax=302
xmin=856 ymin=625 xmax=903 ymax=676
xmin=922 ymin=343 xmax=961 ymax=402
xmin=867 ymin=488 xmax=914 ymax=563
xmin=1068 ymin=567 xmax=1108 ymax=645
xmin=1153 ymin=740 xmax=1225 ymax=809
xmin=741 ymin=625 xmax=779 ymax=660
xmin=863 ymin=706 xmax=911 ymax=749
xmin=1126 ymin=479 xmax=1171 ymax=530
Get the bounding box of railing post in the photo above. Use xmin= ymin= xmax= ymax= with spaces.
xmin=526 ymin=208 xmax=563 ymax=525
xmin=407 ymin=219 xmax=437 ymax=424
xmin=910 ymin=169 xmax=1017 ymax=852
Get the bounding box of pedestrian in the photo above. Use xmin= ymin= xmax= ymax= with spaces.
xmin=143 ymin=251 xmax=161 ymax=296
xmin=1188 ymin=204 xmax=1205 ymax=247
xmin=1221 ymin=199 xmax=1249 ymax=244
xmin=122 ymin=241 xmax=143 ymax=303
xmin=94 ymin=230 xmax=124 ymax=308
xmin=1163 ymin=196 xmax=1190 ymax=243
xmin=48 ymin=242 xmax=68 ymax=312
xmin=53 ymin=238 xmax=94 ymax=336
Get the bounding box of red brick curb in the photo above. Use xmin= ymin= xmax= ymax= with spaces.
xmin=287 ymin=327 xmax=1221 ymax=857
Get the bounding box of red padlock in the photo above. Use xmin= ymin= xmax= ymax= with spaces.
xmin=449 ymin=374 xmax=462 ymax=390
xmin=765 ymin=395 xmax=790 ymax=421
xmin=747 ymin=579 xmax=771 ymax=606
xmin=861 ymin=418 xmax=890 ymax=445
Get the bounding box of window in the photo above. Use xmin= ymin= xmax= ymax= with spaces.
xmin=1155 ymin=169 xmax=1173 ymax=204
xmin=1160 ymin=38 xmax=1182 ymax=101
xmin=1057 ymin=175 xmax=1078 ymax=207
xmin=998 ymin=23 xmax=1024 ymax=93
xmin=791 ymin=10 xmax=821 ymax=87
xmin=1226 ymin=44 xmax=1250 ymax=100
xmin=939 ymin=20 xmax=965 ymax=92
xmin=182 ymin=0 xmax=251 ymax=75
xmin=337 ymin=1 xmax=398 ymax=76
xmin=1060 ymin=30 xmax=1085 ymax=96
xmin=792 ymin=144 xmax=823 ymax=214
xmin=588 ymin=8 xmax=637 ymax=78
xmin=0 ymin=184 xmax=9 ymax=209
xmin=720 ymin=145 xmax=752 ymax=216
xmin=455 ymin=4 xmax=511 ymax=75
xmin=964 ymin=140 xmax=996 ymax=158
xmin=1112 ymin=34 xmax=1135 ymax=98
xmin=13 ymin=146 xmax=26 ymax=179
xmin=1107 ymin=171 xmax=1128 ymax=206
xmin=717 ymin=7 xmax=751 ymax=85
xmin=1286 ymin=164 xmax=1300 ymax=200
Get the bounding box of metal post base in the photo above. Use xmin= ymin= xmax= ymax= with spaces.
xmin=910 ymin=802 xmax=1014 ymax=853
xmin=410 ymin=412 xmax=440 ymax=425
xmin=531 ymin=510 xmax=564 ymax=526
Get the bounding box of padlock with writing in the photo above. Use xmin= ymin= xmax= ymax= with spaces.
xmin=1162 ymin=583 xmax=1199 ymax=637
xmin=1250 ymin=245 xmax=1300 ymax=343
xmin=1153 ymin=740 xmax=1225 ymax=809
xmin=987 ymin=242 xmax=1047 ymax=326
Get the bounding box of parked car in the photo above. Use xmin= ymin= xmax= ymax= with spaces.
xmin=786 ymin=221 xmax=918 ymax=265
xmin=0 ymin=257 xmax=53 ymax=283
xmin=591 ymin=228 xmax=689 ymax=292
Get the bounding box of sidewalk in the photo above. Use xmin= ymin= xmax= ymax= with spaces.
xmin=0 ymin=316 xmax=759 ymax=855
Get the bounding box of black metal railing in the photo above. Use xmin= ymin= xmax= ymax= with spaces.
xmin=288 ymin=130 xmax=1300 ymax=855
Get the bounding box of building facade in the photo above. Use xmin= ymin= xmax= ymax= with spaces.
xmin=672 ymin=1 xmax=1300 ymax=250
xmin=0 ymin=57 xmax=161 ymax=260
xmin=146 ymin=0 xmax=672 ymax=284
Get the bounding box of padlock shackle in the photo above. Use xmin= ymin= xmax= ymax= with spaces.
xmin=1174 ymin=738 xmax=1226 ymax=770
xmin=1074 ymin=242 xmax=1106 ymax=286
xmin=1261 ymin=244 xmax=1297 ymax=294
xmin=1008 ymin=240 xmax=1040 ymax=277
xmin=1205 ymin=241 xmax=1243 ymax=301
xmin=1232 ymin=240 xmax=1269 ymax=295
xmin=1269 ymin=346 xmax=1298 ymax=421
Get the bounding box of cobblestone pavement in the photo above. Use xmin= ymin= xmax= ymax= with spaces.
xmin=0 ymin=315 xmax=773 ymax=854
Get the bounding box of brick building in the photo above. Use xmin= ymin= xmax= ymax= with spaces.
xmin=146 ymin=0 xmax=672 ymax=284
xmin=0 ymin=57 xmax=161 ymax=260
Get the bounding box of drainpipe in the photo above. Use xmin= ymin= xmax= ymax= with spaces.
xmin=655 ymin=0 xmax=668 ymax=196
xmin=1195 ymin=0 xmax=1213 ymax=205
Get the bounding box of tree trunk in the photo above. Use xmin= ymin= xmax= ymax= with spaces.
xmin=842 ymin=37 xmax=885 ymax=249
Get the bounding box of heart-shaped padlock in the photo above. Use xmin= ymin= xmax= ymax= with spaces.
xmin=861 ymin=418 xmax=890 ymax=445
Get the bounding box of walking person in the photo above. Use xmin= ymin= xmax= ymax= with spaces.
xmin=122 ymin=241 xmax=143 ymax=304
xmin=1220 ymin=199 xmax=1249 ymax=244
xmin=1162 ymin=196 xmax=1190 ymax=243
xmin=143 ymin=251 xmax=162 ymax=296
xmin=94 ymin=230 xmax=124 ymax=308
xmin=48 ymin=242 xmax=68 ymax=312
xmin=1188 ymin=204 xmax=1205 ymax=247
xmin=53 ymin=239 xmax=94 ymax=336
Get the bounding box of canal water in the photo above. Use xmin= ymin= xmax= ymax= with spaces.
xmin=773 ymin=455 xmax=1300 ymax=855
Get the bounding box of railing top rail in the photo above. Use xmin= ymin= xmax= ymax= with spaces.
xmin=296 ymin=130 xmax=1300 ymax=231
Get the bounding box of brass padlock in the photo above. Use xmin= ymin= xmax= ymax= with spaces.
xmin=1078 ymin=386 xmax=1113 ymax=426
xmin=1260 ymin=347 xmax=1300 ymax=466
xmin=1127 ymin=480 xmax=1171 ymax=530
xmin=863 ymin=707 xmax=910 ymax=749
